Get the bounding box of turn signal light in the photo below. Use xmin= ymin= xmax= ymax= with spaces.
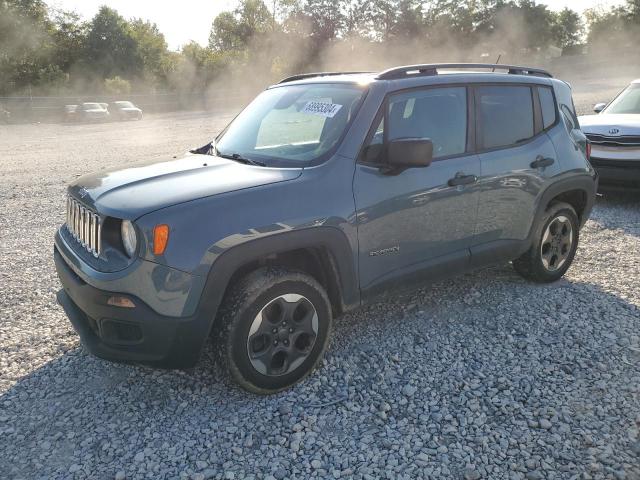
xmin=153 ymin=224 xmax=170 ymax=255
xmin=586 ymin=142 xmax=592 ymax=162
xmin=107 ymin=296 xmax=136 ymax=308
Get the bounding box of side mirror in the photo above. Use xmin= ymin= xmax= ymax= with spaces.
xmin=387 ymin=138 xmax=433 ymax=169
xmin=593 ymin=103 xmax=606 ymax=113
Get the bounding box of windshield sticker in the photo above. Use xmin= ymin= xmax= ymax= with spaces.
xmin=301 ymin=101 xmax=343 ymax=118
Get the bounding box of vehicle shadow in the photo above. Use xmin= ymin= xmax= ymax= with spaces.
xmin=1 ymin=264 xmax=639 ymax=478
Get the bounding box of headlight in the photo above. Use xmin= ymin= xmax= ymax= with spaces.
xmin=121 ymin=220 xmax=138 ymax=258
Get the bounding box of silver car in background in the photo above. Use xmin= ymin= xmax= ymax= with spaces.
xmin=79 ymin=102 xmax=110 ymax=122
xmin=579 ymin=79 xmax=640 ymax=189
xmin=111 ymin=100 xmax=143 ymax=121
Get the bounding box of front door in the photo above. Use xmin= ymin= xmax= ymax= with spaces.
xmin=353 ymin=86 xmax=480 ymax=299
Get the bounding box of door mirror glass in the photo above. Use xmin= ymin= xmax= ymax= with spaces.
xmin=387 ymin=138 xmax=433 ymax=168
xmin=593 ymin=102 xmax=606 ymax=113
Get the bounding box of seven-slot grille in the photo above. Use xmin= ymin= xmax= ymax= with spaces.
xmin=66 ymin=196 xmax=102 ymax=258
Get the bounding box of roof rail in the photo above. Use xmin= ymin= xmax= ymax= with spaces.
xmin=376 ymin=63 xmax=553 ymax=80
xmin=278 ymin=71 xmax=373 ymax=84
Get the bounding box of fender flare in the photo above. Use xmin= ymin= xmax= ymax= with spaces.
xmin=529 ymin=172 xmax=597 ymax=241
xmin=195 ymin=226 xmax=360 ymax=332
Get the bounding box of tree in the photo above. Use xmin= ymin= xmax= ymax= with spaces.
xmin=0 ymin=0 xmax=55 ymax=93
xmin=209 ymin=0 xmax=272 ymax=51
xmin=209 ymin=11 xmax=242 ymax=51
xmin=300 ymin=0 xmax=345 ymax=43
xmin=585 ymin=6 xmax=628 ymax=46
xmin=104 ymin=75 xmax=131 ymax=94
xmin=129 ymin=19 xmax=169 ymax=82
xmin=85 ymin=6 xmax=140 ymax=78
xmin=627 ymin=0 xmax=640 ymax=20
xmin=552 ymin=8 xmax=584 ymax=49
xmin=51 ymin=10 xmax=88 ymax=72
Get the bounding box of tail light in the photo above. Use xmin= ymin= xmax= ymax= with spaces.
xmin=586 ymin=141 xmax=592 ymax=161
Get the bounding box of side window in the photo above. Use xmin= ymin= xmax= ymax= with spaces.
xmin=539 ymin=86 xmax=557 ymax=129
xmin=477 ymin=86 xmax=534 ymax=149
xmin=388 ymin=87 xmax=467 ymax=159
xmin=362 ymin=87 xmax=467 ymax=163
xmin=560 ymin=104 xmax=579 ymax=132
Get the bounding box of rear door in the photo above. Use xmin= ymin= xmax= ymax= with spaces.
xmin=353 ymin=85 xmax=481 ymax=298
xmin=474 ymin=84 xmax=561 ymax=251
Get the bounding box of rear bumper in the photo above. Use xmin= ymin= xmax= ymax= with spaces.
xmin=55 ymin=247 xmax=212 ymax=368
xmin=591 ymin=157 xmax=640 ymax=188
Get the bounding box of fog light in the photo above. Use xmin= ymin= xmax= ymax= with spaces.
xmin=107 ymin=296 xmax=136 ymax=308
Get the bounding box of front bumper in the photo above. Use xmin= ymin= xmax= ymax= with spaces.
xmin=54 ymin=247 xmax=212 ymax=368
xmin=590 ymin=157 xmax=640 ymax=188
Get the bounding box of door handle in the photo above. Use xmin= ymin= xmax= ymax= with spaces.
xmin=448 ymin=173 xmax=477 ymax=187
xmin=530 ymin=156 xmax=555 ymax=169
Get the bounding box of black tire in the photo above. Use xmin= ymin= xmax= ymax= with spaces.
xmin=215 ymin=267 xmax=332 ymax=394
xmin=513 ymin=201 xmax=579 ymax=283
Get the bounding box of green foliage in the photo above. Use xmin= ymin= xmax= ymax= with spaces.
xmin=85 ymin=7 xmax=140 ymax=78
xmin=104 ymin=75 xmax=131 ymax=94
xmin=1 ymin=0 xmax=638 ymax=97
xmin=553 ymin=8 xmax=585 ymax=48
xmin=209 ymin=0 xmax=272 ymax=51
xmin=0 ymin=0 xmax=55 ymax=94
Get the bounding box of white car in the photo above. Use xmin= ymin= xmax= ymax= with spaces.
xmin=79 ymin=102 xmax=110 ymax=122
xmin=579 ymin=79 xmax=640 ymax=189
xmin=111 ymin=101 xmax=143 ymax=121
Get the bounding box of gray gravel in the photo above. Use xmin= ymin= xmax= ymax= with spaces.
xmin=1 ymin=106 xmax=639 ymax=479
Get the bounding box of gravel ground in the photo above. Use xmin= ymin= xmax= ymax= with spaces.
xmin=1 ymin=101 xmax=639 ymax=480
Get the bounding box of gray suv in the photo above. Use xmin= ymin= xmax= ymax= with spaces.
xmin=55 ymin=64 xmax=597 ymax=393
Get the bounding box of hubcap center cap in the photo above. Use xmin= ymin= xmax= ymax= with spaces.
xmin=278 ymin=327 xmax=290 ymax=342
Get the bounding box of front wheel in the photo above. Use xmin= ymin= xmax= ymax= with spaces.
xmin=513 ymin=201 xmax=579 ymax=283
xmin=215 ymin=267 xmax=333 ymax=394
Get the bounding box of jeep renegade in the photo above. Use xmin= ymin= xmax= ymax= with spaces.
xmin=55 ymin=64 xmax=597 ymax=394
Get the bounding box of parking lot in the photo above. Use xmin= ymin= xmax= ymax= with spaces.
xmin=0 ymin=104 xmax=639 ymax=479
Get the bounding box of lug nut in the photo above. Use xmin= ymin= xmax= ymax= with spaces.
xmin=272 ymin=328 xmax=277 ymax=333
xmin=284 ymin=340 xmax=289 ymax=346
xmin=273 ymin=340 xmax=278 ymax=345
xmin=289 ymin=328 xmax=294 ymax=333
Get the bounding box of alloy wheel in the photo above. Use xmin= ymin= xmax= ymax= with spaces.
xmin=246 ymin=294 xmax=318 ymax=376
xmin=540 ymin=215 xmax=573 ymax=271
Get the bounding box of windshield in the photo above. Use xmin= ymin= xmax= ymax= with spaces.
xmin=215 ymin=83 xmax=367 ymax=166
xmin=116 ymin=101 xmax=134 ymax=108
xmin=83 ymin=103 xmax=101 ymax=110
xmin=604 ymin=84 xmax=640 ymax=114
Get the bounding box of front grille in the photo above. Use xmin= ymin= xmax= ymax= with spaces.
xmin=66 ymin=196 xmax=102 ymax=258
xmin=586 ymin=134 xmax=640 ymax=148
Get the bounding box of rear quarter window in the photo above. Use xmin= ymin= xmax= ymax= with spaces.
xmin=560 ymin=104 xmax=579 ymax=132
xmin=538 ymin=86 xmax=557 ymax=130
xmin=477 ymin=86 xmax=534 ymax=150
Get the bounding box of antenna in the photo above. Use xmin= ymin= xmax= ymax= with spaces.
xmin=492 ymin=54 xmax=502 ymax=72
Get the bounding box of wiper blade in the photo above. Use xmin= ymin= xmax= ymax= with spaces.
xmin=217 ymin=151 xmax=266 ymax=167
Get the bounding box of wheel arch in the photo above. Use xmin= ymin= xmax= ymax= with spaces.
xmin=535 ymin=174 xmax=596 ymax=230
xmin=196 ymin=227 xmax=360 ymax=336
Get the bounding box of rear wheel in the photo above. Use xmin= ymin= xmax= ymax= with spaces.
xmin=513 ymin=202 xmax=579 ymax=283
xmin=215 ymin=267 xmax=332 ymax=394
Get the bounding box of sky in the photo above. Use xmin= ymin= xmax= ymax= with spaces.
xmin=47 ymin=0 xmax=626 ymax=51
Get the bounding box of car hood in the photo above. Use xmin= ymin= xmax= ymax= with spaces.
xmin=579 ymin=113 xmax=640 ymax=136
xmin=69 ymin=154 xmax=303 ymax=219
